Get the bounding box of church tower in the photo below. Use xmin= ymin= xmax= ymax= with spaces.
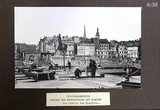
xmin=83 ymin=25 xmax=86 ymax=39
xmin=94 ymin=27 xmax=100 ymax=57
xmin=95 ymin=27 xmax=100 ymax=38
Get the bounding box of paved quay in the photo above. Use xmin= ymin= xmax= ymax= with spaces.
xmin=15 ymin=69 xmax=140 ymax=89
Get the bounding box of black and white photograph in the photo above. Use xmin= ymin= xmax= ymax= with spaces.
xmin=14 ymin=7 xmax=141 ymax=89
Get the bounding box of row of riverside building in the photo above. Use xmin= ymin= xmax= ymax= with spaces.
xmin=15 ymin=27 xmax=141 ymax=62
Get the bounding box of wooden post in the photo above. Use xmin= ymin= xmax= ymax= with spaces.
xmin=22 ymin=52 xmax=24 ymax=58
xmin=63 ymin=51 xmax=65 ymax=71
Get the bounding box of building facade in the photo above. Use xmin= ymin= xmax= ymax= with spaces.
xmin=15 ymin=43 xmax=37 ymax=60
xmin=97 ymin=39 xmax=109 ymax=59
xmin=77 ymin=38 xmax=95 ymax=59
xmin=127 ymin=46 xmax=139 ymax=61
xmin=118 ymin=45 xmax=128 ymax=58
xmin=108 ymin=44 xmax=118 ymax=59
xmin=37 ymin=35 xmax=75 ymax=56
xmin=77 ymin=43 xmax=95 ymax=56
xmin=26 ymin=44 xmax=37 ymax=53
xmin=15 ymin=43 xmax=27 ymax=53
xmin=37 ymin=36 xmax=58 ymax=53
xmin=62 ymin=39 xmax=74 ymax=56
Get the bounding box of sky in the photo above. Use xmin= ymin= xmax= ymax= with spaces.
xmin=14 ymin=7 xmax=141 ymax=45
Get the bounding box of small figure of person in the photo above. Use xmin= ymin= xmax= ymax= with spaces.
xmin=125 ymin=66 xmax=130 ymax=81
xmin=74 ymin=67 xmax=81 ymax=79
xmin=89 ymin=59 xmax=97 ymax=78
xmin=67 ymin=60 xmax=71 ymax=71
xmin=88 ymin=59 xmax=92 ymax=76
xmin=92 ymin=60 xmax=97 ymax=77
xmin=55 ymin=64 xmax=58 ymax=70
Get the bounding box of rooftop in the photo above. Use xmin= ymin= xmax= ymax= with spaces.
xmin=80 ymin=38 xmax=93 ymax=44
xmin=99 ymin=39 xmax=109 ymax=44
